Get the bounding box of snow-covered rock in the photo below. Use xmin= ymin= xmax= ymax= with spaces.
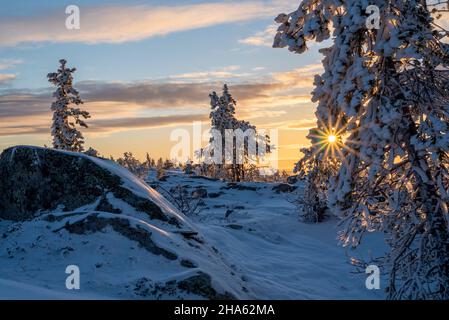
xmin=0 ymin=146 xmax=248 ymax=299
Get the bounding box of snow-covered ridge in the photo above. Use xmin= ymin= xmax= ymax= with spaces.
xmin=0 ymin=146 xmax=248 ymax=299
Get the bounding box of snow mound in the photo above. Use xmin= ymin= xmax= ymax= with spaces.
xmin=0 ymin=146 xmax=248 ymax=299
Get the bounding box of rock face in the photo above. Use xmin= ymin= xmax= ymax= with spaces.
xmin=0 ymin=146 xmax=168 ymax=222
xmin=0 ymin=146 xmax=247 ymax=299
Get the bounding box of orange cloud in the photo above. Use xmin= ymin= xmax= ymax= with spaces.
xmin=0 ymin=74 xmax=16 ymax=84
xmin=239 ymin=24 xmax=278 ymax=47
xmin=0 ymin=64 xmax=320 ymax=137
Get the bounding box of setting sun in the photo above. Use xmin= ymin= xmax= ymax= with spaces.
xmin=327 ymin=134 xmax=337 ymax=144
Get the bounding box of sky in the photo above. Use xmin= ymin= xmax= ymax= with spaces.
xmin=0 ymin=0 xmax=328 ymax=171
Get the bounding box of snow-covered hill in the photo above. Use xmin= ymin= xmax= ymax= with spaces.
xmin=0 ymin=146 xmax=248 ymax=299
xmin=0 ymin=146 xmax=387 ymax=299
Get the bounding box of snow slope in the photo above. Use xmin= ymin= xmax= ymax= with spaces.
xmin=0 ymin=149 xmax=387 ymax=299
xmin=0 ymin=147 xmax=247 ymax=299
xmin=148 ymin=171 xmax=388 ymax=299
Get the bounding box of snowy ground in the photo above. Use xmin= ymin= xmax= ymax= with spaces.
xmin=0 ymin=168 xmax=387 ymax=299
xmin=147 ymin=170 xmax=387 ymax=299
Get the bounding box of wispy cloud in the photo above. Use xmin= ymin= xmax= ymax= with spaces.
xmin=0 ymin=2 xmax=282 ymax=47
xmin=279 ymin=143 xmax=309 ymax=150
xmin=0 ymin=59 xmax=23 ymax=85
xmin=239 ymin=24 xmax=278 ymax=47
xmin=0 ymin=59 xmax=23 ymax=70
xmin=0 ymin=63 xmax=320 ymax=136
xmin=264 ymin=118 xmax=317 ymax=131
xmin=0 ymin=114 xmax=210 ymax=137
xmin=168 ymin=66 xmax=251 ymax=82
xmin=285 ymin=118 xmax=317 ymax=130
xmin=89 ymin=114 xmax=209 ymax=133
xmin=271 ymin=64 xmax=323 ymax=86
xmin=0 ymin=74 xmax=16 ymax=85
xmin=0 ymin=74 xmax=16 ymax=81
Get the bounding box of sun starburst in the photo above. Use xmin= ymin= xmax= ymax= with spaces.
xmin=327 ymin=134 xmax=337 ymax=144
xmin=306 ymin=114 xmax=359 ymax=163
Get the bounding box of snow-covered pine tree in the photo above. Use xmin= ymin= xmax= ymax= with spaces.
xmin=116 ymin=152 xmax=146 ymax=177
xmin=47 ymin=59 xmax=90 ymax=152
xmin=156 ymin=157 xmax=164 ymax=169
xmin=208 ymin=84 xmax=271 ymax=181
xmin=274 ymin=0 xmax=449 ymax=299
xmin=144 ymin=153 xmax=155 ymax=170
xmin=84 ymin=147 xmax=100 ymax=158
xmin=233 ymin=119 xmax=256 ymax=182
xmin=208 ymin=84 xmax=237 ymax=179
xmin=163 ymin=159 xmax=174 ymax=170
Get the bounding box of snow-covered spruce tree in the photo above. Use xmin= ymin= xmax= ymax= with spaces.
xmin=274 ymin=1 xmax=449 ymax=299
xmin=116 ymin=152 xmax=146 ymax=178
xmin=156 ymin=157 xmax=164 ymax=169
xmin=208 ymin=84 xmax=271 ymax=181
xmin=47 ymin=59 xmax=90 ymax=152
xmin=144 ymin=152 xmax=156 ymax=171
xmin=208 ymin=84 xmax=238 ymax=180
xmin=84 ymin=147 xmax=100 ymax=158
xmin=163 ymin=159 xmax=175 ymax=170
